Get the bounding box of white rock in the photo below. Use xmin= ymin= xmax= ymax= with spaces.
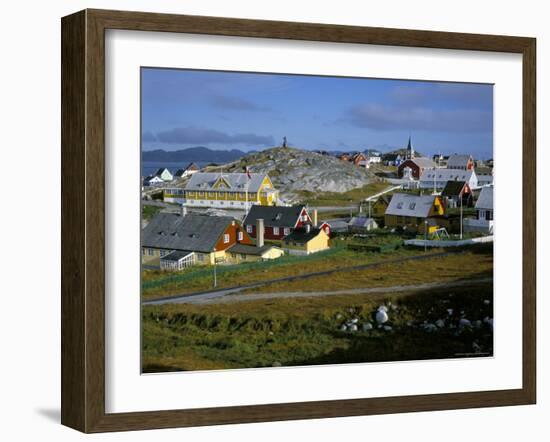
xmin=378 ymin=305 xmax=388 ymax=313
xmin=483 ymin=299 xmax=491 ymax=305
xmin=447 ymin=308 xmax=454 ymax=316
xmin=459 ymin=318 xmax=471 ymax=329
xmin=383 ymin=325 xmax=393 ymax=332
xmin=350 ymin=318 xmax=359 ymax=324
xmin=375 ymin=309 xmax=389 ymax=324
xmin=362 ymin=322 xmax=373 ymax=331
xmin=435 ymin=319 xmax=445 ymax=328
xmin=349 ymin=324 xmax=358 ymax=332
xmin=340 ymin=324 xmax=347 ymax=331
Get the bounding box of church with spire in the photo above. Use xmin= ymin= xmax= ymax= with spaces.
xmin=397 ymin=136 xmax=437 ymax=180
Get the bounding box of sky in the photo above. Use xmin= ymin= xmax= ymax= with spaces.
xmin=141 ymin=68 xmax=493 ymax=159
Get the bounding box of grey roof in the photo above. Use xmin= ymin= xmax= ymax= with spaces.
xmin=404 ymin=157 xmax=436 ymax=168
xmin=160 ymin=250 xmax=194 ymax=262
xmin=348 ymin=216 xmax=378 ymax=228
xmin=142 ymin=213 xmax=233 ymax=253
xmin=420 ymin=168 xmax=476 ymax=183
xmin=447 ymin=154 xmax=472 ymax=168
xmin=244 ymin=205 xmax=305 ymax=228
xmin=228 ymin=243 xmax=278 ymax=256
xmin=185 ymin=172 xmax=270 ymax=193
xmin=385 ymin=193 xmax=438 ymax=218
xmin=475 ymin=186 xmax=493 ymax=210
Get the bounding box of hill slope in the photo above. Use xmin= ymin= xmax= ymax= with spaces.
xmin=208 ymin=147 xmax=375 ymax=202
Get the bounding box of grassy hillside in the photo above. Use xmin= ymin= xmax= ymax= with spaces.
xmin=142 ymin=281 xmax=493 ymax=372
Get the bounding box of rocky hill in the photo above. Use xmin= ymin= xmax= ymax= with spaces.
xmin=206 ymin=147 xmax=375 ymax=202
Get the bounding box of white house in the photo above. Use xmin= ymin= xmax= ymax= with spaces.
xmin=419 ymin=168 xmax=478 ymax=191
xmin=464 ymin=186 xmax=494 ymax=233
xmin=154 ymin=167 xmax=174 ymax=182
xmin=143 ymin=175 xmax=165 ymax=186
xmin=174 ymin=162 xmax=200 ymax=179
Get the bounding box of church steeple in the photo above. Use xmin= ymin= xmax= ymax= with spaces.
xmin=407 ymin=135 xmax=414 ymax=159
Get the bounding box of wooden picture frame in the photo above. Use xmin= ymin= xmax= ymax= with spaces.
xmin=61 ymin=8 xmax=536 ymax=433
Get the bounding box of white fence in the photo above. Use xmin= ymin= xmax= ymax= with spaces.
xmin=404 ymin=235 xmax=494 ymax=248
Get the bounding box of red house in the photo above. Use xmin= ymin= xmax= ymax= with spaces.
xmin=397 ymin=157 xmax=436 ymax=180
xmin=244 ymin=205 xmax=330 ymax=241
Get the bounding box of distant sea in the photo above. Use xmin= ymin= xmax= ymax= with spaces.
xmin=142 ymin=161 xmax=208 ymax=177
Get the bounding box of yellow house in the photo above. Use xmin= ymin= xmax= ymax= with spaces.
xmin=164 ymin=172 xmax=278 ymax=209
xmin=281 ymin=226 xmax=330 ymax=255
xmin=384 ymin=193 xmax=445 ymax=234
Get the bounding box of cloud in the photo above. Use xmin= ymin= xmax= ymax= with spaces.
xmin=141 ymin=131 xmax=157 ymax=142
xmin=154 ymin=126 xmax=275 ymax=146
xmin=344 ymin=104 xmax=492 ymax=133
xmin=210 ymin=95 xmax=271 ymax=112
xmin=389 ymin=83 xmax=493 ymax=109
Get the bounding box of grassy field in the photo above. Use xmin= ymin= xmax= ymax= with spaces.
xmin=296 ymin=182 xmax=390 ymax=206
xmin=142 ymin=280 xmax=494 ymax=372
xmin=241 ymin=245 xmax=493 ymax=295
xmin=141 ymin=245 xmax=445 ymax=300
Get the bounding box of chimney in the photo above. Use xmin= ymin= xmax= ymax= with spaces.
xmin=180 ymin=204 xmax=187 ymax=217
xmin=312 ymin=209 xmax=318 ymax=227
xmin=256 ymin=218 xmax=264 ymax=248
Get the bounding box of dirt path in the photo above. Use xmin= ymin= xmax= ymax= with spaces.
xmin=150 ymin=277 xmax=493 ymax=306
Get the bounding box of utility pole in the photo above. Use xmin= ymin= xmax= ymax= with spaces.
xmin=213 ymin=259 xmax=217 ymax=288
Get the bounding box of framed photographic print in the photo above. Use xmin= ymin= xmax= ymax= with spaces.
xmin=61 ymin=9 xmax=536 ymax=433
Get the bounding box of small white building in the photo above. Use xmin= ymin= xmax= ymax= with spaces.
xmin=419 ymin=168 xmax=478 ymax=191
xmin=143 ymin=175 xmax=165 ymax=186
xmin=347 ymin=216 xmax=378 ymax=233
xmin=464 ymin=186 xmax=494 ymax=233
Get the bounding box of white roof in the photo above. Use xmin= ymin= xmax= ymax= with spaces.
xmin=420 ymin=168 xmax=476 ymax=183
xmin=475 ymin=186 xmax=493 ymax=210
xmin=385 ymin=193 xmax=438 ymax=218
xmin=185 ymin=172 xmax=270 ymax=193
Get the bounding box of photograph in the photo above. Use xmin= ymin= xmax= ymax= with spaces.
xmin=139 ymin=67 xmax=495 ymax=373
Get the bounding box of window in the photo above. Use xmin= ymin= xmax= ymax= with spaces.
xmin=273 ymin=227 xmax=280 ymax=235
xmin=284 ymin=228 xmax=290 ymax=236
xmin=197 ymin=254 xmax=204 ymax=262
xmin=238 ymin=231 xmax=243 ymax=241
xmin=396 ymin=202 xmax=403 ymax=209
xmin=246 ymin=225 xmax=252 ymax=233
xmin=409 ymin=202 xmax=416 ymax=210
xmin=223 ymin=234 xmax=230 ymax=244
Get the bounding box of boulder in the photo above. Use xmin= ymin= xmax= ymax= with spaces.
xmin=375 ymin=309 xmax=389 ymax=324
